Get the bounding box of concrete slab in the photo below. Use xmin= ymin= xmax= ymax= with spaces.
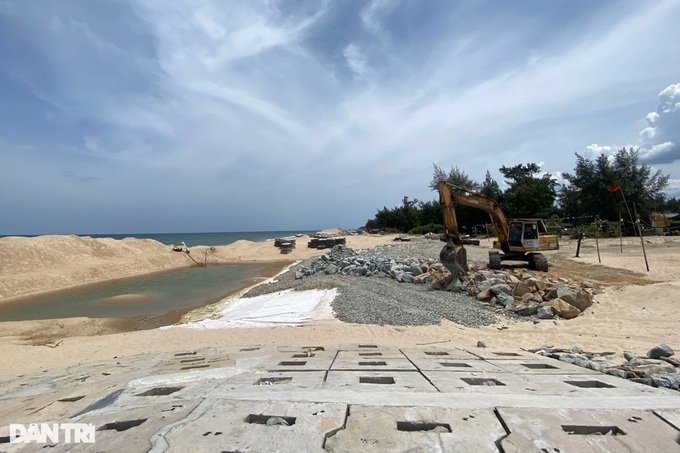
xmin=497 ymin=408 xmax=680 ymax=452
xmin=653 ymin=408 xmax=680 ymax=430
xmin=330 ymin=357 xmax=416 ymax=371
xmin=487 ymin=359 xmax=600 ymax=375
xmin=161 ymin=400 xmax=347 ymax=453
xmin=325 ymin=371 xmax=437 ymax=392
xmin=426 ymin=371 xmax=543 ymax=395
xmin=276 ymin=344 xmax=331 ymax=353
xmin=265 ymin=353 xmax=335 ymax=372
xmin=337 ymin=343 xmax=399 ymax=352
xmin=211 ymin=371 xmax=326 ymax=393
xmin=399 ymin=347 xmax=480 ymax=360
xmin=335 ymin=350 xmax=406 ymax=359
xmin=410 ymin=358 xmax=504 ymax=372
xmin=324 ymin=405 xmax=505 ymax=452
xmin=1 ymin=343 xmax=679 ymax=451
xmin=155 ymin=354 xmax=235 ymax=374
xmin=466 ymin=348 xmax=538 ymax=360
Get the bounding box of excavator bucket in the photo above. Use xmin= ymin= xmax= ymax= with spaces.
xmin=439 ymin=240 xmax=468 ymax=276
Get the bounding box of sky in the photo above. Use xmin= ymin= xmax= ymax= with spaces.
xmin=1 ymin=0 xmax=679 ymax=235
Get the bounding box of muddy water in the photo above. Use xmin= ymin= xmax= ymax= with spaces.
xmin=0 ymin=264 xmax=274 ymax=321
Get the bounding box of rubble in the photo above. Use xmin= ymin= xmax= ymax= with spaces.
xmin=528 ymin=344 xmax=680 ymax=391
xmin=294 ymin=245 xmax=601 ymax=320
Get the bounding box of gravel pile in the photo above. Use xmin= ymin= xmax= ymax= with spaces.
xmin=243 ymin=237 xmax=499 ymax=327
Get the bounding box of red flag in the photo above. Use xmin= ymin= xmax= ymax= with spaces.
xmin=607 ymin=186 xmax=620 ymax=192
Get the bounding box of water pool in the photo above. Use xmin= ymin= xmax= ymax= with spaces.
xmin=0 ymin=264 xmax=271 ymax=322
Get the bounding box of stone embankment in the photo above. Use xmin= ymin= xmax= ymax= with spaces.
xmin=529 ymin=344 xmax=680 ymax=390
xmin=294 ymin=245 xmax=598 ymax=320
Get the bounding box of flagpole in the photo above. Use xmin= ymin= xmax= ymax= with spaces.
xmin=619 ymin=188 xmax=635 ymax=236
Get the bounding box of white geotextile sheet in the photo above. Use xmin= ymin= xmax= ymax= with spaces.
xmin=180 ymin=289 xmax=337 ymax=328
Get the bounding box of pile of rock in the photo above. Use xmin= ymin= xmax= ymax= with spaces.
xmin=529 ymin=344 xmax=680 ymax=390
xmin=294 ymin=245 xmax=437 ymax=282
xmin=294 ymin=245 xmax=599 ymax=320
xmin=443 ymin=268 xmax=600 ymax=320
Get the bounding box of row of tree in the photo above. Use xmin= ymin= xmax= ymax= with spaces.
xmin=365 ymin=148 xmax=678 ymax=235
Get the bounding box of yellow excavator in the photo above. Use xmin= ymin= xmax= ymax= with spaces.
xmin=437 ymin=181 xmax=559 ymax=273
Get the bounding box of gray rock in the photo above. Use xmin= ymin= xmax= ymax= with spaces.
xmin=477 ymin=340 xmax=487 ymax=348
xmin=647 ymin=344 xmax=674 ymax=359
xmin=651 ymin=374 xmax=680 ymax=389
xmin=496 ymin=292 xmax=515 ymax=308
xmin=605 ymin=368 xmax=628 ymax=379
xmin=548 ymin=286 xmax=577 ymax=305
xmin=623 ymin=351 xmax=636 ymax=361
xmin=537 ymin=305 xmax=553 ymax=319
xmin=490 ymin=284 xmax=512 ymax=296
xmin=512 ymin=300 xmax=540 ymax=316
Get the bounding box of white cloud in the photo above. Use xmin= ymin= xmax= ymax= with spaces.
xmin=343 ymin=43 xmax=370 ymax=78
xmin=639 ymin=82 xmax=680 ymax=164
xmin=583 ymin=144 xmax=616 ymax=160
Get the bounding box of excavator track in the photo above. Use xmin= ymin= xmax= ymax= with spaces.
xmin=532 ymin=253 xmax=548 ymax=272
xmin=488 ymin=251 xmax=502 ymax=270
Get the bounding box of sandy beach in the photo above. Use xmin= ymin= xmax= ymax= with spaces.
xmin=0 ymin=231 xmax=678 ymax=381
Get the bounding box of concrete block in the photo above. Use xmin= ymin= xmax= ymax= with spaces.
xmin=426 ymin=371 xmax=540 ymax=394
xmin=336 ymin=350 xmax=406 ymax=360
xmin=399 ymin=347 xmax=480 ymax=360
xmin=325 ymin=371 xmax=436 ymax=392
xmin=487 ymin=359 xmax=600 ymax=375
xmin=410 ymin=358 xmax=504 ymax=372
xmin=162 ymin=400 xmax=347 ymax=453
xmin=497 ymin=408 xmax=680 ymax=452
xmin=466 ymin=349 xmax=538 ymax=360
xmin=211 ymin=371 xmax=327 ymax=393
xmin=330 ymin=358 xmax=416 ymax=371
xmin=324 ymin=405 xmax=505 ymax=452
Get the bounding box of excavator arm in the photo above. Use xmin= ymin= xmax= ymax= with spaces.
xmin=437 ymin=181 xmax=468 ymax=275
xmin=437 ymin=181 xmax=514 ymax=274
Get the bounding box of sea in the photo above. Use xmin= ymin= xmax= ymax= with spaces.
xmin=0 ymin=230 xmax=317 ymax=325
xmin=3 ymin=230 xmax=316 ymax=247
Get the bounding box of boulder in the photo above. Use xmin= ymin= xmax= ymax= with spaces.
xmin=537 ymin=304 xmax=554 ymax=319
xmin=490 ymin=284 xmax=512 ymax=296
xmin=647 ymin=344 xmax=675 ymax=359
xmin=525 ymin=277 xmax=546 ymax=292
xmin=547 ymin=286 xmax=578 ymax=305
xmin=651 ymin=374 xmax=680 ymax=390
xmin=476 ymin=288 xmax=493 ymax=301
xmin=496 ymin=292 xmax=515 ymax=308
xmin=512 ymin=281 xmax=532 ymax=297
xmin=569 ymin=290 xmax=594 ymax=312
xmin=550 ymin=298 xmax=581 ymax=319
xmin=513 ymin=300 xmax=540 ymax=316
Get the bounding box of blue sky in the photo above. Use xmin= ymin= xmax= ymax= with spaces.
xmin=1 ymin=0 xmax=679 ymax=235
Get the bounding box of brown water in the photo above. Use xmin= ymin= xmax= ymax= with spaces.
xmin=0 ymin=264 xmax=274 ymax=322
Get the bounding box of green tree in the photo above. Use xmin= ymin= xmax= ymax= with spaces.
xmin=429 ymin=164 xmax=479 ymax=190
xmin=499 ymin=163 xmax=557 ymax=218
xmin=480 ymin=170 xmax=503 ymax=202
xmin=559 ymin=148 xmax=669 ymax=223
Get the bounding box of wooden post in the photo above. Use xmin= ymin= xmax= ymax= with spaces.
xmin=619 ymin=211 xmax=623 ymax=253
xmin=594 ymin=220 xmax=601 ymax=264
xmin=575 ymin=231 xmax=583 ymax=257
xmin=637 ymin=214 xmax=650 ymax=272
